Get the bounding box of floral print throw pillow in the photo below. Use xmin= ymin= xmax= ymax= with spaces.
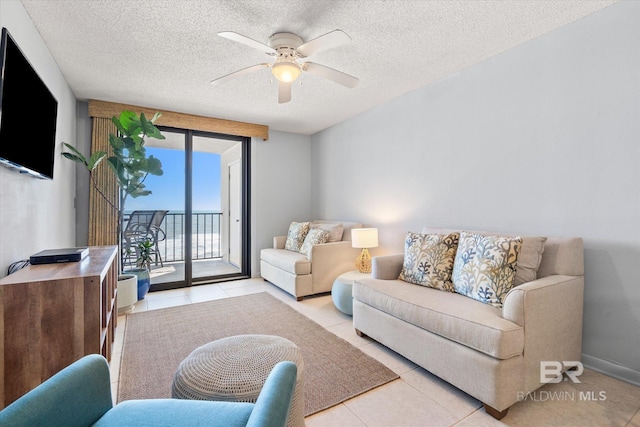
xmin=284 ymin=221 xmax=310 ymax=252
xmin=398 ymin=232 xmax=460 ymax=292
xmin=299 ymin=228 xmax=331 ymax=256
xmin=452 ymin=231 xmax=523 ymax=308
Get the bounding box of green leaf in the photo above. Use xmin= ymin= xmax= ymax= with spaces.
xmin=87 ymin=151 xmax=107 ymax=170
xmin=61 ymin=143 xmax=89 ymax=166
xmin=112 ymin=115 xmax=127 ymax=136
xmin=62 ymin=142 xmax=85 ymax=159
xmin=122 ymin=136 xmax=137 ymax=150
xmin=147 ymin=156 xmax=163 ymax=176
xmin=130 ymin=190 xmax=152 ymax=198
xmin=107 ymin=156 xmax=127 ymax=186
xmin=109 ymin=133 xmax=125 ymax=150
xmin=61 ymin=152 xmax=87 ymax=165
xmin=118 ymin=111 xmax=137 ymax=133
xmin=146 ymin=126 xmax=165 ymax=140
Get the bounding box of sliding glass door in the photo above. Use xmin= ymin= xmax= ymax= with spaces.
xmin=125 ymin=127 xmax=250 ymax=290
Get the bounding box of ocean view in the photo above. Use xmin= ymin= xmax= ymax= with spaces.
xmin=125 ymin=211 xmax=223 ymax=261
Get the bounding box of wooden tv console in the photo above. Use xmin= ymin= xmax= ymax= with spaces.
xmin=0 ymin=246 xmax=118 ymax=409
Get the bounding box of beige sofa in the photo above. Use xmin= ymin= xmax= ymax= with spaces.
xmin=261 ymin=220 xmax=362 ymax=300
xmin=352 ymin=227 xmax=584 ymax=419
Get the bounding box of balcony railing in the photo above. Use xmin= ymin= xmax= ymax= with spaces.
xmin=124 ymin=211 xmax=222 ymax=263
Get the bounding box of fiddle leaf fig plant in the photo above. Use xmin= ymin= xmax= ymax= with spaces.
xmin=62 ymin=110 xmax=165 ymax=251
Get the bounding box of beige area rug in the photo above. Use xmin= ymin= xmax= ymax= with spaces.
xmin=118 ymin=292 xmax=399 ymax=416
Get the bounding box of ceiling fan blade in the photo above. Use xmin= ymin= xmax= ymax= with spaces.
xmin=218 ymin=31 xmax=276 ymax=55
xmin=278 ymin=82 xmax=291 ymax=104
xmin=303 ymin=62 xmax=359 ymax=88
xmin=296 ymin=30 xmax=351 ymax=57
xmin=210 ymin=63 xmax=269 ymax=86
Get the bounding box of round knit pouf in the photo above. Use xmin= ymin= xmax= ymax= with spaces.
xmin=171 ymin=334 xmax=305 ymax=427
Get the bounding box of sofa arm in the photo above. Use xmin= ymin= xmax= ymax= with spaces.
xmin=273 ymin=236 xmax=286 ymax=249
xmin=247 ymin=361 xmax=297 ymax=427
xmin=309 ymin=241 xmax=358 ymax=266
xmin=309 ymin=241 xmax=358 ymax=264
xmin=371 ymin=254 xmax=404 ymax=279
xmin=0 ymin=354 xmax=113 ymax=427
xmin=502 ymin=275 xmax=584 ymax=392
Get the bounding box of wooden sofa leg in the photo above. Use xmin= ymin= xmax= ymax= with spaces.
xmin=355 ymin=328 xmax=367 ymax=338
xmin=483 ymin=404 xmax=509 ymax=420
xmin=296 ymin=296 xmax=304 ymax=301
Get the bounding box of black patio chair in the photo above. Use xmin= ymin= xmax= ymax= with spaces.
xmin=122 ymin=210 xmax=169 ymax=268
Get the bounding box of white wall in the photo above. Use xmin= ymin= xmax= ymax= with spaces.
xmin=0 ymin=1 xmax=77 ymax=277
xmin=251 ymin=130 xmax=311 ymax=276
xmin=311 ymin=1 xmax=640 ymax=384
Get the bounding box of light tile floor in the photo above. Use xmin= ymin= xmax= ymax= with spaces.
xmin=110 ymin=278 xmax=640 ymax=427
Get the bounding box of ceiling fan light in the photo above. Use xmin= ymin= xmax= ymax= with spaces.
xmin=271 ymin=62 xmax=301 ymax=83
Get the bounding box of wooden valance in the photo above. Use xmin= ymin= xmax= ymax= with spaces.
xmin=88 ymin=99 xmax=269 ymax=141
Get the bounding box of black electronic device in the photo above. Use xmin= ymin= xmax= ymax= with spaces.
xmin=29 ymin=247 xmax=89 ymax=265
xmin=0 ymin=27 xmax=58 ymax=180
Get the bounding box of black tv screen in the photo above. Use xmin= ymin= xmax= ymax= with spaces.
xmin=0 ymin=27 xmax=58 ymax=180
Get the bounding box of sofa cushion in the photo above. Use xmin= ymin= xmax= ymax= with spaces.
xmin=95 ymin=399 xmax=254 ymax=427
xmin=353 ymin=278 xmax=524 ymax=359
xmin=513 ymin=236 xmax=547 ymax=285
xmin=310 ymin=222 xmax=344 ymax=242
xmin=299 ymin=228 xmax=330 ymax=256
xmin=260 ymin=248 xmax=311 ymax=275
xmin=284 ymin=221 xmax=310 ymax=252
xmin=452 ymin=232 xmax=523 ymax=308
xmin=398 ymin=232 xmax=459 ymax=292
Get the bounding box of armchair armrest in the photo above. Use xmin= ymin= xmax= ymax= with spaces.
xmin=247 ymin=361 xmax=297 ymax=427
xmin=371 ymin=254 xmax=404 ymax=279
xmin=273 ymin=236 xmax=286 ymax=249
xmin=502 ymin=274 xmax=584 ymax=392
xmin=0 ymin=354 xmax=113 ymax=427
xmin=309 ymin=241 xmax=358 ymax=265
xmin=308 ymin=241 xmax=361 ymax=292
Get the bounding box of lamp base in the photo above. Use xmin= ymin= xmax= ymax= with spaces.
xmin=355 ymin=248 xmax=372 ymax=273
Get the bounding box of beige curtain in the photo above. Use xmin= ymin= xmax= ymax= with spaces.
xmin=88 ymin=117 xmax=118 ymax=246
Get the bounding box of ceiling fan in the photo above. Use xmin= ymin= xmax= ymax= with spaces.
xmin=211 ymin=30 xmax=359 ymax=103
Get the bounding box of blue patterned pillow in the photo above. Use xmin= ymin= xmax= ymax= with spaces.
xmin=284 ymin=221 xmax=310 ymax=252
xmin=452 ymin=231 xmax=523 ymax=308
xmin=398 ymin=232 xmax=459 ymax=292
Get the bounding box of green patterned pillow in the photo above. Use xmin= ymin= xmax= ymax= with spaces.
xmin=452 ymin=231 xmax=523 ymax=308
xmin=284 ymin=221 xmax=310 ymax=252
xmin=398 ymin=232 xmax=460 ymax=292
xmin=299 ymin=228 xmax=331 ymax=256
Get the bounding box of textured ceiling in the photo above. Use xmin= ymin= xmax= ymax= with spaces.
xmin=20 ymin=0 xmax=616 ymax=135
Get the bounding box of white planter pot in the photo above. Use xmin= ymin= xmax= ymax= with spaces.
xmin=117 ymin=274 xmax=138 ymax=315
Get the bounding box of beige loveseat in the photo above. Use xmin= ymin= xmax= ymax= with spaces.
xmin=352 ymin=227 xmax=584 ymax=419
xmin=261 ymin=220 xmax=362 ymax=300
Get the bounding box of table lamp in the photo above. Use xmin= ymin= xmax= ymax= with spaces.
xmin=351 ymin=228 xmax=379 ymax=273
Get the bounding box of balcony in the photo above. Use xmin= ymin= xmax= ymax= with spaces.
xmin=123 ymin=211 xmax=239 ymax=285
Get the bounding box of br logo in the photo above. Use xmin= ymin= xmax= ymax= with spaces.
xmin=540 ymin=361 xmax=583 ymax=384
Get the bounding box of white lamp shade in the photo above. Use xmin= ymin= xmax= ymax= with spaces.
xmin=271 ymin=62 xmax=301 ymax=83
xmin=351 ymin=228 xmax=379 ymax=248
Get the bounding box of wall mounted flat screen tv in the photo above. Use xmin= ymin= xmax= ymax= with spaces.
xmin=0 ymin=27 xmax=58 ymax=180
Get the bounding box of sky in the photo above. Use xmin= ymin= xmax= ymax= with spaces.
xmin=125 ymin=147 xmax=221 ymax=213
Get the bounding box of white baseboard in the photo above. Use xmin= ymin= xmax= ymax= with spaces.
xmin=582 ymin=353 xmax=640 ymax=387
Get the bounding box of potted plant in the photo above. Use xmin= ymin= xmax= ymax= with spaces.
xmin=127 ymin=239 xmax=155 ymax=300
xmin=62 ymin=110 xmax=165 ymax=298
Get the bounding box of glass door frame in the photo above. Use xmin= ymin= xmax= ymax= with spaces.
xmin=149 ymin=126 xmax=251 ymax=291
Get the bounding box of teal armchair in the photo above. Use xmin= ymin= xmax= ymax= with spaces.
xmin=0 ymin=354 xmax=297 ymax=427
